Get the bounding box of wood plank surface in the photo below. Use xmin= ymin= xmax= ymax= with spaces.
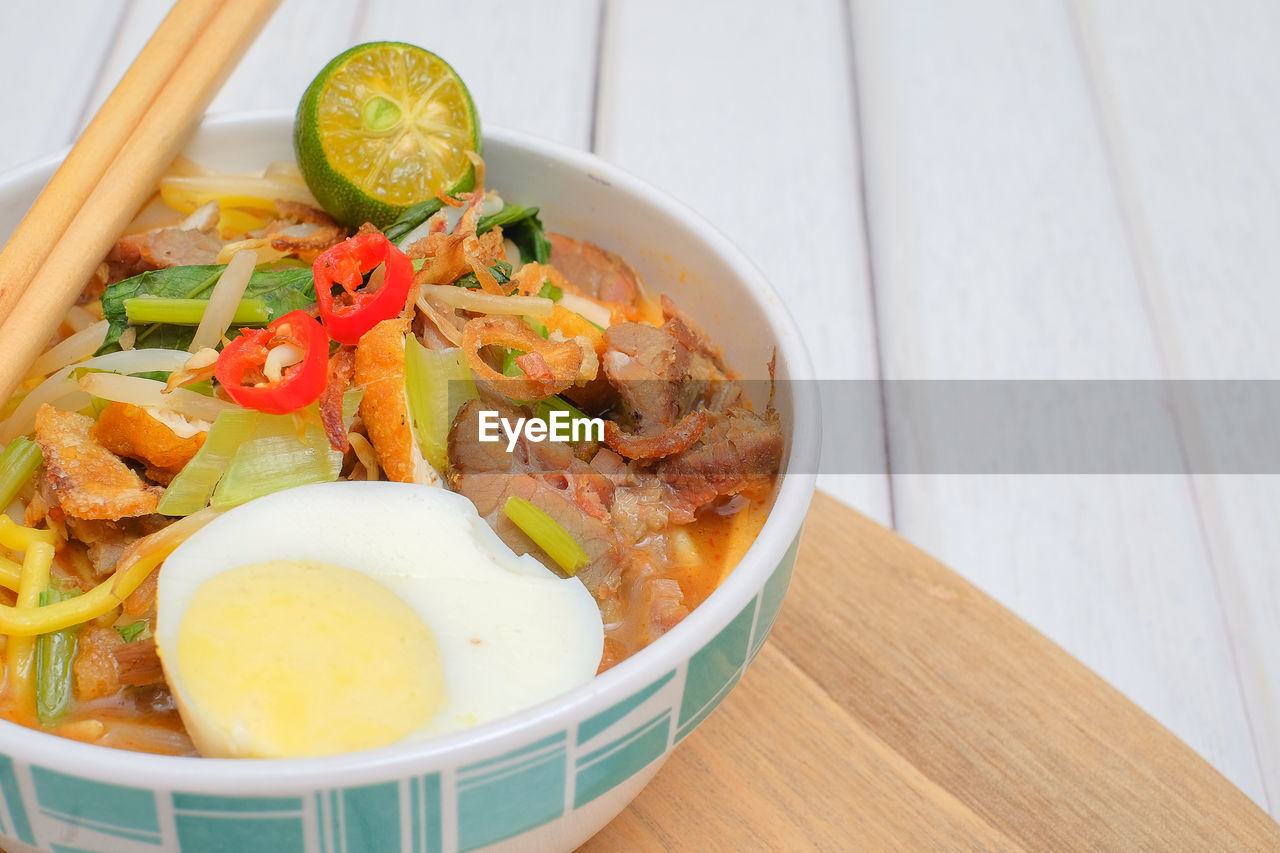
xmin=848 ymin=0 xmax=1267 ymax=805
xmin=1071 ymin=0 xmax=1280 ymax=801
xmin=583 ymin=492 xmax=1280 ymax=850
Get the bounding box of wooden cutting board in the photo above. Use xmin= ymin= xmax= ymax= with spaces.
xmin=580 ymin=492 xmax=1280 ymax=851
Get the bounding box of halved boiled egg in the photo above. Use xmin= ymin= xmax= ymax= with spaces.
xmin=153 ymin=481 xmax=604 ymax=758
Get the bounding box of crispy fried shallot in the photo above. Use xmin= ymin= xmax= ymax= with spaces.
xmin=461 ymin=315 xmax=584 ymax=401
xmin=603 ymin=408 xmax=710 ymax=460
xmin=407 ymin=152 xmax=499 ymax=288
xmin=510 ymin=262 xmax=573 ymax=297
xmin=468 ymin=252 xmax=505 ymax=294
xmin=414 ymin=292 xmax=464 ymax=346
xmin=319 ymin=346 xmax=357 ymax=452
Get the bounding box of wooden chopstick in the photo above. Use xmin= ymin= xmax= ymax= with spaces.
xmin=0 ymin=0 xmax=281 ymax=407
xmin=0 ymin=0 xmax=223 ymax=324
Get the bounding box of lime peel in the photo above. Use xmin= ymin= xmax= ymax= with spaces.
xmin=294 ymin=42 xmax=481 ymax=229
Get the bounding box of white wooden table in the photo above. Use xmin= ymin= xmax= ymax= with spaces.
xmin=1 ymin=0 xmax=1276 ymax=818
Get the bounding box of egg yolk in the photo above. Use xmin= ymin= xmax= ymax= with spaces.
xmin=174 ymin=559 xmax=444 ymax=758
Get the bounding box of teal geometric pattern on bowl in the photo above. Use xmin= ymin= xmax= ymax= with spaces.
xmin=406 ymin=776 xmax=444 ymax=853
xmin=0 ymin=542 xmax=800 ymax=853
xmin=676 ymin=601 xmax=756 ymax=743
xmin=750 ymin=534 xmax=800 ymax=661
xmin=456 ymin=732 xmax=567 ymax=851
xmin=173 ymin=793 xmax=306 ymax=853
xmin=0 ymin=753 xmax=34 ymax=845
xmin=574 ymin=669 xmax=677 ymax=809
xmin=677 ymin=533 xmax=797 ymax=742
xmin=32 ymin=766 xmax=161 ymax=846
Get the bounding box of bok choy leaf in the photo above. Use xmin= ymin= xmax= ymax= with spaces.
xmin=404 ymin=338 xmax=478 ymax=471
xmin=98 ymin=265 xmax=316 ymax=354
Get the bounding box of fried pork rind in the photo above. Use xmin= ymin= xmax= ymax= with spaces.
xmin=34 ymin=405 xmax=162 ymax=520
xmin=91 ymin=402 xmax=206 ymax=484
xmin=353 ymin=318 xmax=415 ymax=483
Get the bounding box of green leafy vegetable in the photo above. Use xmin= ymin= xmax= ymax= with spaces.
xmin=538 ymin=281 xmax=562 ymax=301
xmin=385 ymin=198 xmax=446 ymax=245
xmin=388 ymin=200 xmax=552 ymax=267
xmin=115 ymin=621 xmax=147 ymax=643
xmin=36 ymin=586 xmax=80 ymax=726
xmin=98 ymin=265 xmax=316 ymax=354
xmin=210 ymin=392 xmax=360 ymax=510
xmin=157 ymin=409 xmax=259 ymax=516
xmin=161 ymin=391 xmax=361 ymax=515
xmin=404 ymin=339 xmax=478 ymax=471
xmin=0 ymin=437 xmax=42 ymax=509
xmin=123 ymin=296 xmax=270 ymax=326
xmin=478 ymin=205 xmax=551 ymax=264
xmin=455 ymin=259 xmax=512 ymax=290
xmin=503 ymin=496 xmax=590 ymax=575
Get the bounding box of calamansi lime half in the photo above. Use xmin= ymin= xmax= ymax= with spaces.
xmin=294 ymin=42 xmax=481 ymax=229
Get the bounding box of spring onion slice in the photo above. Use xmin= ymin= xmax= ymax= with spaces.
xmin=124 ymin=297 xmax=270 ymax=326
xmin=115 ymin=621 xmax=146 ymax=643
xmin=0 ymin=437 xmax=42 ymax=509
xmin=157 ymin=410 xmax=259 ymax=516
xmin=36 ymin=586 xmax=80 ymax=726
xmin=503 ymin=496 xmax=590 ymax=576
xmin=535 ymin=395 xmax=591 ymax=425
xmin=405 ymin=339 xmax=478 ymax=471
xmin=523 ymin=316 xmax=549 ymax=338
xmin=500 ymin=349 xmax=523 ymax=378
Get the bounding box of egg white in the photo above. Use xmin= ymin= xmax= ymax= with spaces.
xmin=154 ymin=481 xmax=604 ymax=755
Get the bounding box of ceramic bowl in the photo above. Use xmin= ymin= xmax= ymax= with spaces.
xmin=0 ymin=113 xmax=819 ymax=853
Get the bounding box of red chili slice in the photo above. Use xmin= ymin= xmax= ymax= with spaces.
xmin=214 ymin=310 xmax=329 ymax=414
xmin=312 ymin=231 xmax=414 ymax=345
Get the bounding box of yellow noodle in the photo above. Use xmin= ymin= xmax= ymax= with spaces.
xmin=0 ymin=555 xmax=21 ymax=591
xmin=0 ymin=516 xmax=56 ymax=551
xmin=6 ymin=540 xmax=54 ymax=715
xmin=0 ymin=509 xmax=218 ymax=637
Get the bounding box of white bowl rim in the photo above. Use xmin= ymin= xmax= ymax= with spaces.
xmin=0 ymin=112 xmax=820 ymax=792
